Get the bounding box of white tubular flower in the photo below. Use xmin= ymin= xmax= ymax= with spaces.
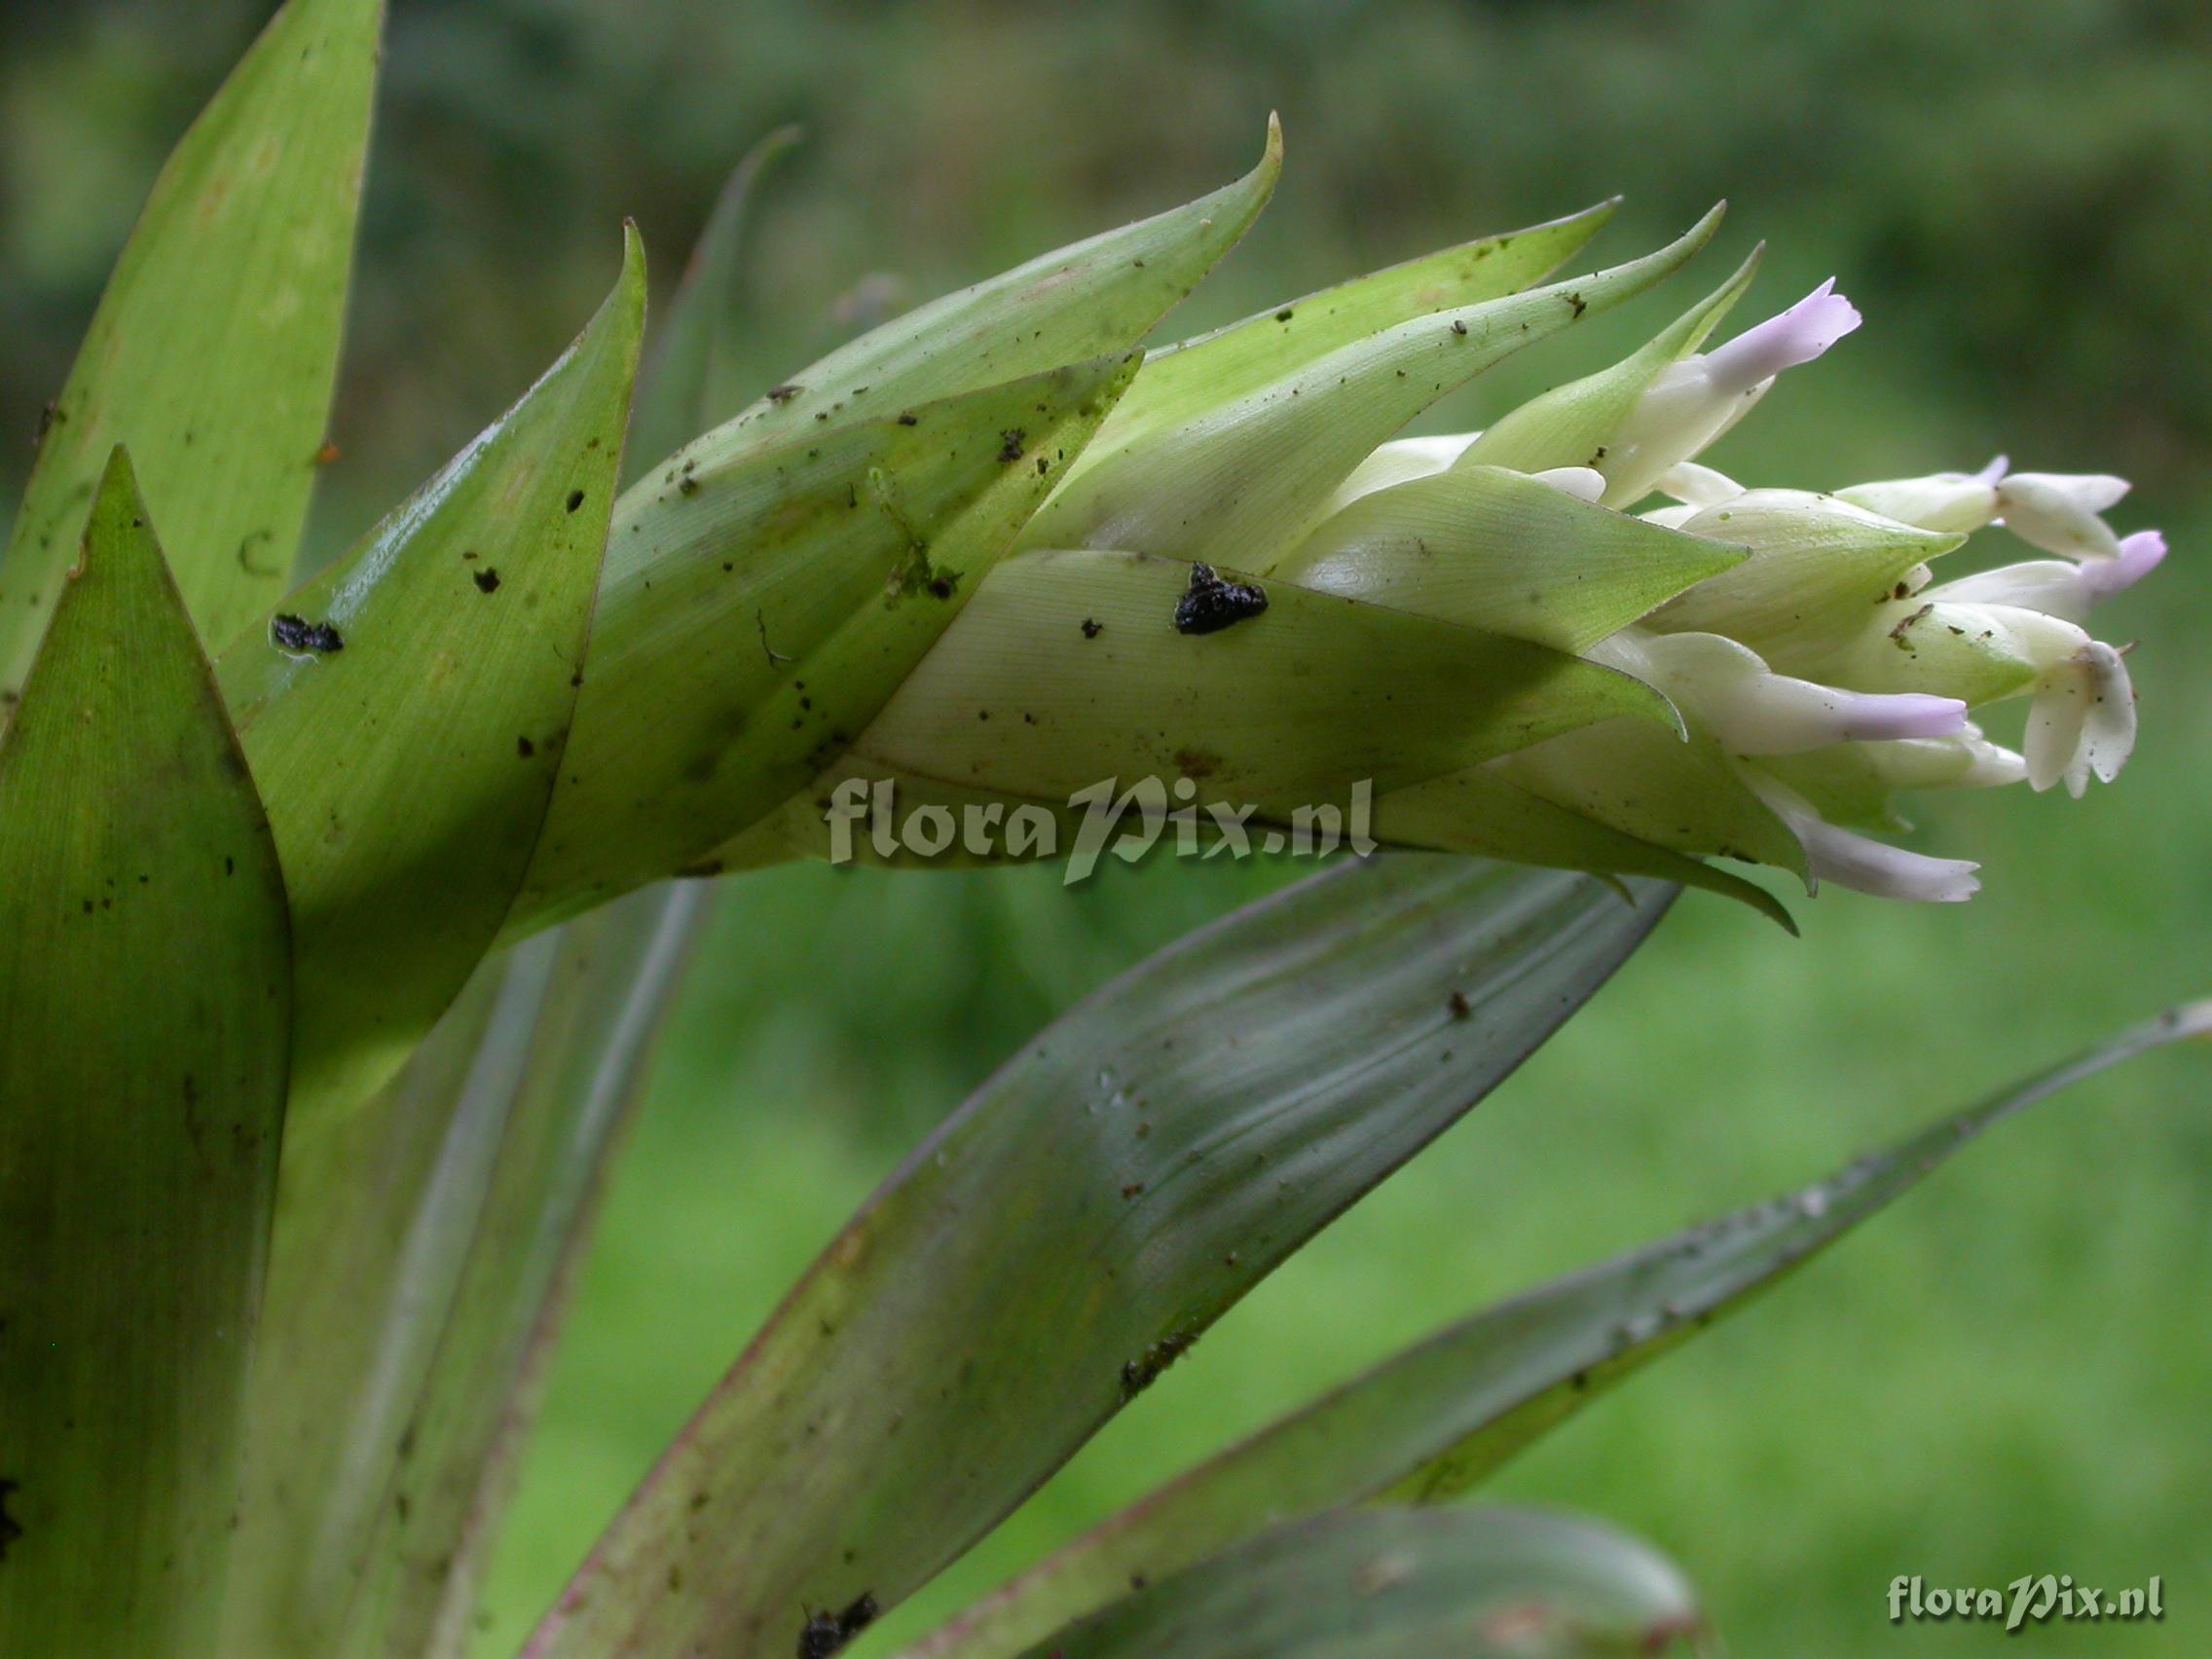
xmin=1318 ymin=431 xmax=1482 ymax=514
xmin=1924 ymin=529 xmax=2166 ymax=623
xmin=1530 ymin=464 xmax=1606 ymax=502
xmin=1595 ymin=280 xmax=1862 ymax=506
xmin=1995 ymin=470 xmax=2131 ymax=559
xmin=1836 ymin=455 xmax=2008 ymax=534
xmin=1742 ymin=771 xmax=1983 ymax=903
xmin=1596 ymin=630 xmax=1968 ymax=756
xmin=2024 ymin=639 xmax=2137 ymax=798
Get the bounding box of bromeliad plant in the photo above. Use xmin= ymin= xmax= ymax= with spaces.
xmin=0 ymin=3 xmax=2198 ymax=1658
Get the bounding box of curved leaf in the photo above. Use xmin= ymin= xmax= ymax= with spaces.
xmin=628 ymin=127 xmax=804 ymax=476
xmin=0 ymin=452 xmax=292 ymax=1659
xmin=673 ymin=119 xmax=1280 ymax=461
xmin=522 ymin=857 xmax=1674 ymax=1659
xmin=1010 ymin=1508 xmax=1699 ymax=1659
xmin=218 ymin=231 xmax=646 ymax=1124
xmin=0 ymin=0 xmax=381 ymax=695
xmin=904 ymin=1002 xmax=2209 ymax=1659
xmin=1020 ymin=206 xmax=1725 ymax=570
xmin=1454 ymin=248 xmax=1760 ymax=484
xmin=1112 ymin=201 xmax=1617 ymax=443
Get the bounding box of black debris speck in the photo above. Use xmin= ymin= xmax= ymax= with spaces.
xmin=0 ymin=1477 xmax=20 ymax=1562
xmin=566 ymin=490 xmax=585 ymax=513
xmin=517 ymin=735 xmax=535 ymax=759
xmin=998 ymin=428 xmax=1025 ymax=463
xmin=1081 ymin=617 xmax=1104 ymax=640
xmin=472 ymin=568 xmax=500 ymax=594
xmin=796 ymin=1593 xmax=878 ymax=1659
xmin=1274 ymin=308 xmax=1294 ymax=322
xmin=1173 ymin=564 xmax=1269 ymax=636
xmin=272 ymin=614 xmax=344 ymax=654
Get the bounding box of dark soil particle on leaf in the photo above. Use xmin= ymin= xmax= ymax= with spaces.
xmin=566 ymin=490 xmax=586 ymax=513
xmin=1119 ymin=1329 xmax=1196 ymax=1398
xmin=472 ymin=567 xmax=500 ymax=594
xmin=1081 ymin=617 xmax=1103 ymax=639
xmin=998 ymin=428 xmax=1026 ymax=463
xmin=271 ymin=613 xmax=344 ymax=653
xmin=1173 ymin=564 xmax=1269 ymax=636
xmin=1448 ymin=989 xmax=1472 ymax=1019
xmin=795 ymin=1592 xmax=878 ymax=1659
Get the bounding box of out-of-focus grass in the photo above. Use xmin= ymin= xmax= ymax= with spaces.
xmin=1 ymin=2 xmax=2205 ymax=1654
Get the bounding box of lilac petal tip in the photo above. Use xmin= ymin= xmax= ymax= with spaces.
xmin=1706 ymin=280 xmax=1863 ymax=392
xmin=2083 ymin=529 xmax=2167 ymax=602
xmin=1840 ymin=691 xmax=1970 ymax=743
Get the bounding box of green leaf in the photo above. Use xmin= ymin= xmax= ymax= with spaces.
xmin=1271 ymin=464 xmax=1748 ymax=653
xmin=831 ymin=547 xmax=1676 ymax=819
xmin=223 ymin=885 xmax=708 ymax=1659
xmin=1454 ymin=248 xmax=1760 ymax=487
xmin=1368 ymin=764 xmax=1797 ymax=930
xmin=658 ymin=118 xmax=1280 ymax=463
xmin=627 ymin=128 xmax=804 ymax=478
xmin=0 ymin=0 xmax=382 ymax=697
xmin=1493 ymin=717 xmax=1809 ymax=878
xmin=222 ymin=947 xmax=516 ymax=1658
xmin=1109 ymin=201 xmax=1616 ymax=445
xmin=904 ymin=1002 xmax=2210 ymax=1659
xmin=511 ymin=354 xmax=1141 ymax=928
xmin=1007 ymin=1508 xmax=1699 ymax=1659
xmin=348 ymin=884 xmax=711 ymax=1659
xmin=0 ymin=451 xmax=292 ymax=1659
xmin=521 ymin=856 xmax=1674 ymax=1659
xmin=1019 ymin=206 xmax=1726 ymax=571
xmin=217 ymin=230 xmax=646 ymax=1124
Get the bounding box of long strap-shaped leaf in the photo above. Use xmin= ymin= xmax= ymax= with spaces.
xmin=1009 ymin=1507 xmax=1699 ymax=1659
xmin=222 ymin=885 xmax=708 ymax=1659
xmin=0 ymin=0 xmax=380 ymax=695
xmin=0 ymin=452 xmax=293 ymax=1659
xmin=234 ymin=155 xmax=758 ymax=1653
xmin=522 ymin=857 xmax=1674 ymax=1659
xmin=904 ymin=1000 xmax=2212 ymax=1659
xmin=216 ymin=231 xmax=646 ymax=1124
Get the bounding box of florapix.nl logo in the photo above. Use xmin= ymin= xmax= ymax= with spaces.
xmin=823 ymin=776 xmax=1379 ymax=883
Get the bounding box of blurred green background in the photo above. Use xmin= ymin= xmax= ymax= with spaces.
xmin=4 ymin=1 xmax=2208 ymax=1653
